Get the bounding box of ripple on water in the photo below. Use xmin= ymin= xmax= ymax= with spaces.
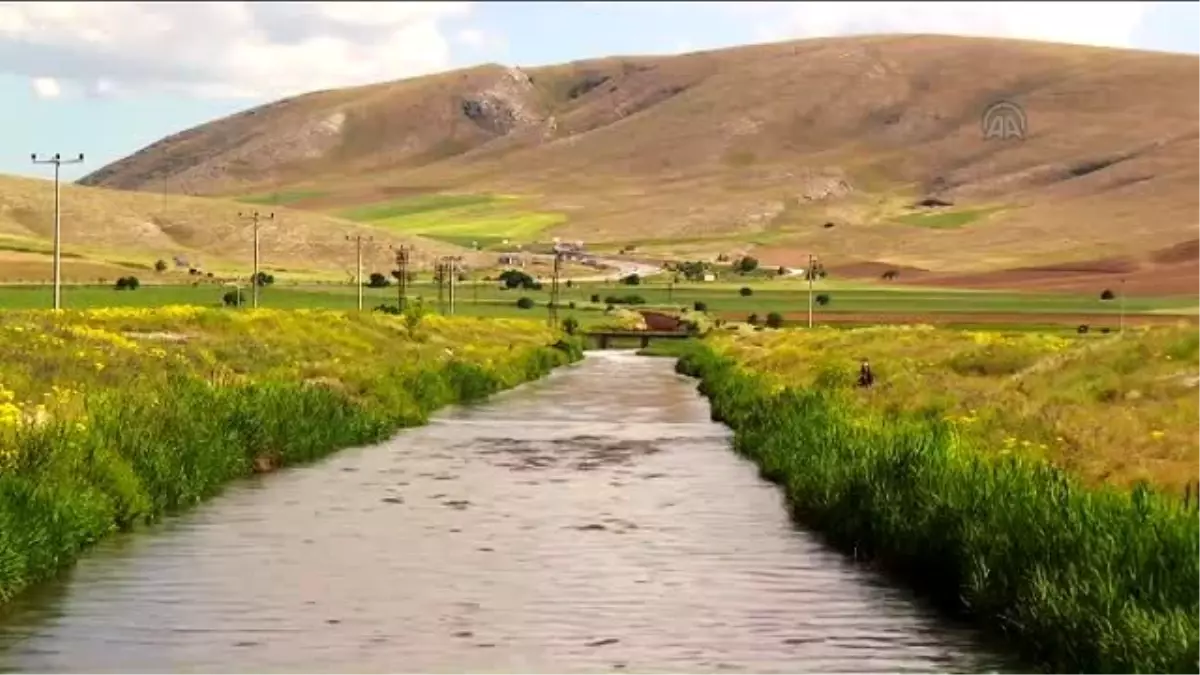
xmin=0 ymin=353 xmax=1012 ymax=673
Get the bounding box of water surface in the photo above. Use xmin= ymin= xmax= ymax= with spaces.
xmin=0 ymin=352 xmax=1007 ymax=673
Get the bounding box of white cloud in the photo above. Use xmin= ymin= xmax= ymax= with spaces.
xmin=455 ymin=26 xmax=506 ymax=53
xmin=0 ymin=1 xmax=476 ymax=99
xmin=30 ymin=76 xmax=60 ymax=98
xmin=724 ymin=2 xmax=1149 ymax=50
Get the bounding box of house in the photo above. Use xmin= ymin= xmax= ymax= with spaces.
xmin=702 ymin=273 xmax=716 ymax=282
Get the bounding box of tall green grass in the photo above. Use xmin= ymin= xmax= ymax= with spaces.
xmin=0 ymin=338 xmax=582 ymax=604
xmin=675 ymin=343 xmax=1199 ymax=673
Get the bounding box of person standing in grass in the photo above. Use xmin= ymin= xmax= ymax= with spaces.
xmin=857 ymin=358 xmax=874 ymax=388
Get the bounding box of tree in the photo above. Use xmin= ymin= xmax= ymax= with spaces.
xmin=621 ymin=273 xmax=641 ymax=286
xmin=693 ymin=301 xmax=708 ymax=312
xmin=776 ymin=266 xmax=787 ymax=276
xmin=590 ymin=294 xmax=601 ymax=303
xmin=747 ymin=313 xmax=759 ymax=325
xmin=114 ymin=276 xmax=140 ymax=291
xmin=739 ymin=286 xmax=753 ymax=297
xmin=367 ymin=272 xmax=391 ymax=288
xmin=734 ymin=256 xmax=759 ymax=274
xmin=881 ymin=270 xmax=899 ymax=281
xmin=253 ymin=271 xmax=275 ymax=287
xmin=154 ymin=259 xmax=168 ymax=273
xmin=222 ymin=289 xmax=243 ymax=307
xmin=499 ymin=268 xmax=537 ymax=290
xmin=765 ymin=311 xmax=784 ymax=328
xmin=815 ymin=293 xmax=831 ymax=306
xmin=561 ymin=316 xmax=580 ymax=335
xmin=1100 ymin=288 xmax=1115 ymax=300
xmin=516 ymin=297 xmax=535 ymax=310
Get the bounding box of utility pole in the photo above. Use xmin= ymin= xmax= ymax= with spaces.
xmin=1119 ymin=277 xmax=1126 ymax=335
xmin=346 ymin=234 xmax=372 ymax=311
xmin=549 ymin=245 xmax=564 ymax=327
xmin=390 ymin=244 xmax=411 ymax=312
xmin=435 ymin=259 xmax=446 ymax=314
xmin=807 ymin=253 xmax=824 ymax=329
xmin=238 ymin=210 xmax=273 ymax=309
xmin=31 ymin=152 xmax=84 ymax=310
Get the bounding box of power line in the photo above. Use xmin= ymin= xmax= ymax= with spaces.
xmin=237 ymin=210 xmax=273 ymax=309
xmin=30 ymin=152 xmax=84 ymax=310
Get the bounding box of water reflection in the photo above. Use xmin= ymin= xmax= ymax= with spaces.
xmin=0 ymin=352 xmax=1008 ymax=673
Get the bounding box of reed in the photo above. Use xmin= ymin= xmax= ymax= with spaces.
xmin=676 ymin=338 xmax=1199 ymax=673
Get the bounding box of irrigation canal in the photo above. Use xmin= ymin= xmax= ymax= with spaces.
xmin=0 ymin=351 xmax=1009 ymax=673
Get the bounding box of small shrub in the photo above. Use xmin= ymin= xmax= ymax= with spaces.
xmin=1100 ymin=289 xmax=1115 ymax=300
xmin=765 ymin=312 xmax=784 ymax=328
xmin=154 ymin=259 xmax=168 ymax=273
xmin=693 ymin=301 xmax=708 ymax=312
xmin=739 ymin=287 xmax=753 ymax=297
xmin=747 ymin=313 xmax=759 ymax=325
xmin=516 ymin=297 xmax=535 ymax=310
xmin=590 ymin=294 xmax=601 ymax=303
xmin=562 ymin=316 xmax=580 ymax=335
xmin=621 ymin=273 xmax=641 ymax=286
xmin=1078 ymin=324 xmax=1090 ymax=334
xmin=815 ymin=293 xmax=830 ymax=306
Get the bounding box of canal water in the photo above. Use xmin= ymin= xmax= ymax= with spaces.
xmin=0 ymin=351 xmax=1007 ymax=673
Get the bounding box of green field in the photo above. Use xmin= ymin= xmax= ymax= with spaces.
xmin=236 ymin=189 xmax=329 ymax=206
xmin=337 ymin=193 xmax=565 ymax=248
xmin=1 ymin=281 xmax=1193 ymax=329
xmin=893 ymin=206 xmax=1007 ymax=229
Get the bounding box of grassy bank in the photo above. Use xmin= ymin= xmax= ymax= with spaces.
xmin=0 ymin=307 xmax=580 ymax=605
xmin=674 ymin=326 xmax=1199 ymax=673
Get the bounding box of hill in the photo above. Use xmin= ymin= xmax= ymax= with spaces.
xmin=0 ymin=174 xmax=453 ymax=284
xmin=77 ymin=34 xmax=1200 ymax=293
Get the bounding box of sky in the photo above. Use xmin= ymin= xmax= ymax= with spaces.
xmin=1 ymin=1 xmax=1197 ymax=181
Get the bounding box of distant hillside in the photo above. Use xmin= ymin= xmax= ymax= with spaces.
xmin=76 ymin=34 xmax=1200 ymax=290
xmin=0 ymin=174 xmax=453 ymax=283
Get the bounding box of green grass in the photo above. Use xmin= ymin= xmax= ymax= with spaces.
xmin=336 ymin=193 xmax=566 ymax=247
xmin=236 ymin=189 xmax=328 ymax=206
xmin=0 ymin=282 xmax=1193 ymax=323
xmin=0 ymin=310 xmax=582 ymax=606
xmin=894 ymin=206 xmax=1008 ymax=230
xmin=675 ymin=342 xmax=1199 ymax=673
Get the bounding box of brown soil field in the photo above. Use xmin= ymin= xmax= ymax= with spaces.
xmin=718 ymin=311 xmax=1199 ymax=328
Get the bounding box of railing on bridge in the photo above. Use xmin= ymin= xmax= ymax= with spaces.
xmin=583 ymin=330 xmax=694 ymax=349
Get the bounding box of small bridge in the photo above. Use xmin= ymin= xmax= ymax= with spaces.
xmin=584 ymin=330 xmax=693 ymax=350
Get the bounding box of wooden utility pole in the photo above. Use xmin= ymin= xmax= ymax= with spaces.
xmin=30 ymin=152 xmax=84 ymax=310
xmin=346 ymin=234 xmax=372 ymax=311
xmin=391 ymin=244 xmax=411 ymax=312
xmin=807 ymin=253 xmax=825 ymax=329
xmin=238 ymin=210 xmax=274 ymax=309
xmin=435 ymin=259 xmax=446 ymax=314
xmin=549 ymin=246 xmax=564 ymax=327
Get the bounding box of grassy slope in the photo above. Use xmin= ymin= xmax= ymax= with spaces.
xmin=0 ymin=308 xmax=580 ymax=604
xmin=74 ymin=35 xmax=1198 ymax=283
xmin=0 ymin=174 xmax=458 ymax=283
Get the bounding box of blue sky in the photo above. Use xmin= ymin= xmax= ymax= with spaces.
xmin=2 ymin=1 xmax=1196 ymax=182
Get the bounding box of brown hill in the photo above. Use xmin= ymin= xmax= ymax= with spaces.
xmin=0 ymin=174 xmax=454 ymax=283
xmin=78 ymin=34 xmax=1199 ymax=289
